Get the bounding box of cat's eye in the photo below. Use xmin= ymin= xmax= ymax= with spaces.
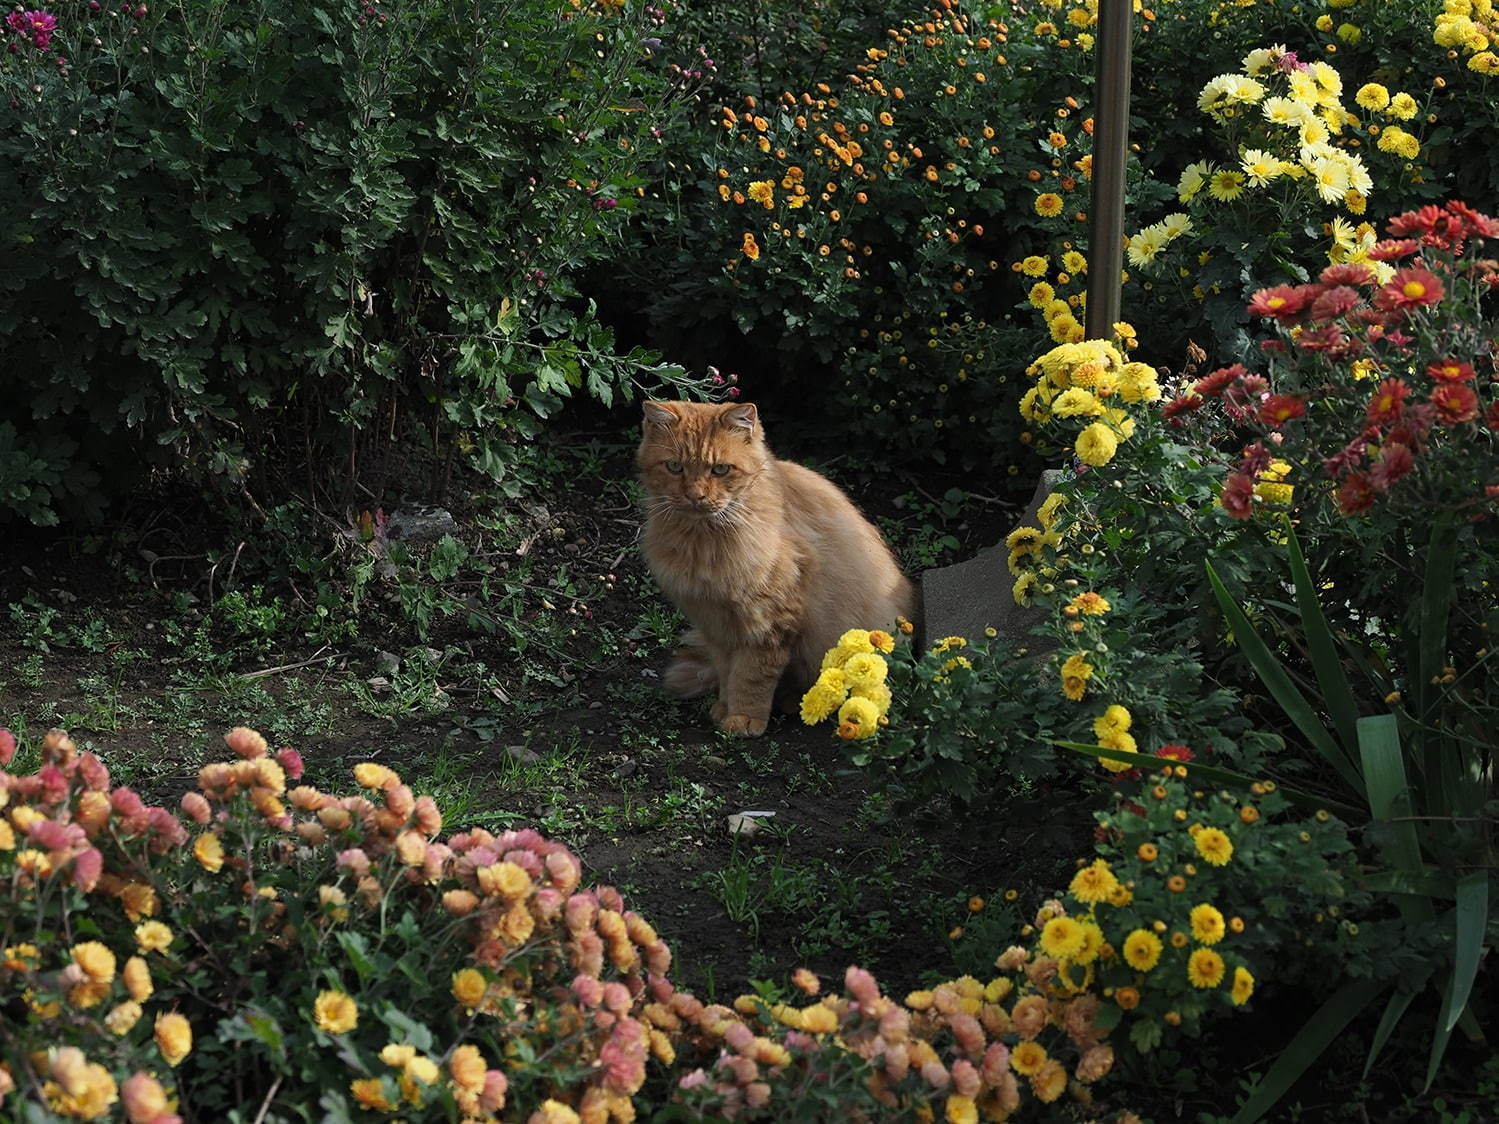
xmin=664 ymin=460 xmax=683 ymax=473
xmin=710 ymin=464 xmax=731 ymax=477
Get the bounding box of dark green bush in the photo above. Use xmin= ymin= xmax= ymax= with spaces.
xmin=0 ymin=0 xmax=709 ymax=524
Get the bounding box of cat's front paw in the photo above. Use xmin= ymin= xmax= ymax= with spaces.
xmin=717 ymin=713 xmax=768 ymax=737
xmin=710 ymin=699 xmax=730 ymax=722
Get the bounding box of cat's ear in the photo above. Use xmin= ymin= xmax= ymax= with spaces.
xmin=720 ymin=403 xmax=759 ymax=436
xmin=642 ymin=401 xmax=680 ymax=429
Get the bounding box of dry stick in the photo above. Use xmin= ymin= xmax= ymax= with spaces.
xmin=251 ymin=1075 xmax=283 ymax=1124
xmin=240 ymin=647 xmax=339 ymax=681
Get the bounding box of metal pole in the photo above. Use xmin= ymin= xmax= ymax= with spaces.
xmin=1085 ymin=0 xmax=1133 ymax=340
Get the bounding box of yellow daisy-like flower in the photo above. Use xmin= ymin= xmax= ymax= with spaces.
xmin=868 ymin=630 xmax=895 ymax=654
xmin=1092 ymin=704 xmax=1131 ymax=736
xmin=1021 ymin=255 xmax=1050 ymax=276
xmin=1096 ymin=730 xmax=1138 ymax=773
xmin=1062 ymin=250 xmax=1088 ymax=273
xmin=1385 ymin=91 xmax=1418 ymax=120
xmin=945 ymin=1094 xmax=979 ymax=1124
xmin=71 ymin=942 xmax=117 ymax=984
xmin=747 ymin=180 xmax=775 ymax=209
xmin=1060 ymin=652 xmax=1094 ymax=701
xmin=1028 ymin=281 xmax=1057 ymax=308
xmin=1231 ymin=965 xmax=1256 ymax=1005
xmin=1012 ymin=572 xmax=1038 ymax=607
xmin=1187 ymin=947 xmax=1226 ymax=988
xmin=1039 ymin=916 xmax=1087 ymax=960
xmin=313 ymin=990 xmax=359 ymax=1034
xmin=452 ymin=968 xmax=487 ymax=1010
xmin=1006 ymin=525 xmax=1045 ymax=554
xmin=1070 ymin=592 xmax=1110 ymax=616
xmin=193 ymin=832 xmax=225 ymax=873
xmin=842 ymin=652 xmax=888 ymax=693
xmin=837 ymin=695 xmax=881 ymax=740
xmin=1208 ymin=169 xmax=1247 ymax=202
xmin=1354 ymin=82 xmax=1389 ymax=111
xmin=1010 ymin=1040 xmax=1049 ymax=1076
xmin=1073 ymin=919 xmax=1105 ymax=964
xmin=1051 ymin=387 xmax=1105 ymax=418
xmin=1195 ymin=827 xmax=1234 ymax=866
xmin=1075 ymin=422 xmax=1119 ymax=467
xmin=351 ymin=1078 xmax=398 ymax=1112
xmin=1069 ymin=859 xmax=1119 ymax=905
xmin=1037 ymin=492 xmax=1065 ymax=530
xmin=1034 ymin=192 xmax=1064 ymax=217
xmin=135 ymin=922 xmax=173 ymax=955
xmin=1189 ymin=903 xmax=1226 ymax=945
xmin=1123 ymin=928 xmax=1163 ymax=971
xmin=1032 ymin=1059 xmax=1068 ymax=1103
xmin=800 ymin=669 xmax=848 ymax=725
xmin=154 ymin=1012 xmax=193 ymax=1067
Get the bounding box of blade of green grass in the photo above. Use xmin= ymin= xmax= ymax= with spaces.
xmin=1206 ymin=558 xmax=1364 ymax=797
xmin=1357 ymin=715 xmax=1434 ymax=926
xmin=1364 ymin=982 xmax=1425 ymax=1079
xmin=1285 ymin=526 xmax=1362 ymax=763
xmin=1441 ymin=871 xmax=1488 ymax=1035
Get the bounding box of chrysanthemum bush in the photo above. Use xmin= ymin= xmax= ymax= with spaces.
xmin=671 ymin=767 xmax=1366 ymax=1120
xmin=0 ymin=0 xmax=711 ymax=524
xmin=1 ymin=725 xmax=694 ymax=1120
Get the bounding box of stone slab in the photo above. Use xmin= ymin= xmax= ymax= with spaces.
xmin=918 ymin=469 xmax=1065 ymax=651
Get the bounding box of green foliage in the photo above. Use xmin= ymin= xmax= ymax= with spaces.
xmin=0 ymin=0 xmax=709 ymax=524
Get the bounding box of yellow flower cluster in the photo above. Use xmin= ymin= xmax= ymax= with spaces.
xmin=801 ymin=628 xmax=896 ymax=738
xmin=1128 ymin=42 xmax=1425 ymax=263
xmin=1006 ymin=492 xmax=1067 ymax=606
xmin=1435 ymin=0 xmax=1499 ymax=72
xmin=1020 ymin=337 xmax=1161 ymax=470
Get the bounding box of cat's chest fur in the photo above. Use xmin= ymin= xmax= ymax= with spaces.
xmin=643 ymin=519 xmax=805 ymax=643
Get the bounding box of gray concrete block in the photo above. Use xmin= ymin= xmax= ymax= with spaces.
xmin=918 ymin=469 xmax=1065 ymax=651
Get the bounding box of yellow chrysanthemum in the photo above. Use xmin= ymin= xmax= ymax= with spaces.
xmin=1034 ymin=193 xmax=1064 ymax=217
xmin=1123 ymin=928 xmax=1163 ymax=971
xmin=1097 ymin=730 xmax=1138 ymax=773
xmin=1012 ymin=572 xmax=1039 ymax=607
xmin=1231 ymin=965 xmax=1256 ymax=1005
xmin=1195 ymin=827 xmax=1234 ymax=866
xmin=1036 ymin=492 xmax=1065 ymax=530
xmin=1010 ymin=1040 xmax=1049 ymax=1076
xmin=1075 ymin=422 xmax=1119 ymax=467
xmin=1020 ymin=255 xmax=1050 ymax=276
xmin=1187 ymin=947 xmax=1226 ymax=988
xmin=1051 ymin=388 xmax=1105 ymax=418
xmin=1190 ymin=903 xmax=1227 ymax=945
xmin=1039 ymin=916 xmax=1087 ymax=960
xmin=313 ymin=990 xmax=359 ymax=1035
xmin=1069 ymin=859 xmax=1119 ymax=905
xmin=800 ymin=669 xmax=848 ymax=725
xmin=837 ymin=695 xmax=882 ymax=740
xmin=1028 ymin=281 xmax=1057 ymax=308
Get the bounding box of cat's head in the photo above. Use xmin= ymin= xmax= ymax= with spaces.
xmin=637 ymin=401 xmax=769 ymax=518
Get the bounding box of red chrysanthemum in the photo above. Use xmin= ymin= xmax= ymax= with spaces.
xmin=1367 ymin=239 xmax=1421 ymax=262
xmin=1431 ymin=382 xmax=1479 ymax=425
xmin=1309 ymin=285 xmax=1362 ymax=322
xmin=1193 ymin=364 xmax=1245 ymax=398
xmin=1386 ymin=205 xmax=1443 ymax=240
xmin=1220 ymin=472 xmax=1255 ymax=520
xmin=1319 ymin=262 xmax=1375 ymax=286
xmin=1155 ymin=744 xmax=1195 ymax=762
xmin=1248 ymin=284 xmax=1312 ymax=322
xmin=1259 ymin=394 xmax=1307 ymax=426
xmin=1375 ymin=268 xmax=1445 ymax=312
xmin=1162 ymin=394 xmax=1205 ymax=420
xmin=1239 ymin=441 xmax=1271 ymax=477
xmin=1370 ymin=442 xmax=1415 ymax=492
xmin=1323 ymin=437 xmax=1366 ymax=479
xmin=1365 ymin=378 xmax=1409 ymax=427
xmin=1427 ymin=359 xmax=1476 ymax=383
xmin=1486 ymin=401 xmax=1499 ymax=432
xmin=1336 ymin=472 xmax=1377 ymax=516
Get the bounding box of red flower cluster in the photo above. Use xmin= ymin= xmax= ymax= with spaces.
xmin=1204 ymin=201 xmax=1499 ymax=519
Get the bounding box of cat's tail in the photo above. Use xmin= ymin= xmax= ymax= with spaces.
xmin=662 ymin=630 xmax=717 ymax=698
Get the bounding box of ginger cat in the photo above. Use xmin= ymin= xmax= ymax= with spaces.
xmin=638 ymin=400 xmax=914 ymax=737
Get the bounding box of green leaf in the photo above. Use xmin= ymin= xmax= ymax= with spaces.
xmin=1284 ymin=526 xmax=1361 ymax=764
xmin=1230 ymin=977 xmax=1387 ymax=1124
xmin=1206 ymin=559 xmax=1364 ymax=797
xmin=1440 ymin=871 xmax=1488 ymax=1034
xmin=1129 ymin=1018 xmax=1162 ymax=1054
xmin=335 ymin=932 xmax=375 ymax=983
xmin=1364 ymin=979 xmax=1426 ymax=1078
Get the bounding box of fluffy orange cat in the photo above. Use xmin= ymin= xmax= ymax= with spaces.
xmin=638 ymin=400 xmax=914 ymax=736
